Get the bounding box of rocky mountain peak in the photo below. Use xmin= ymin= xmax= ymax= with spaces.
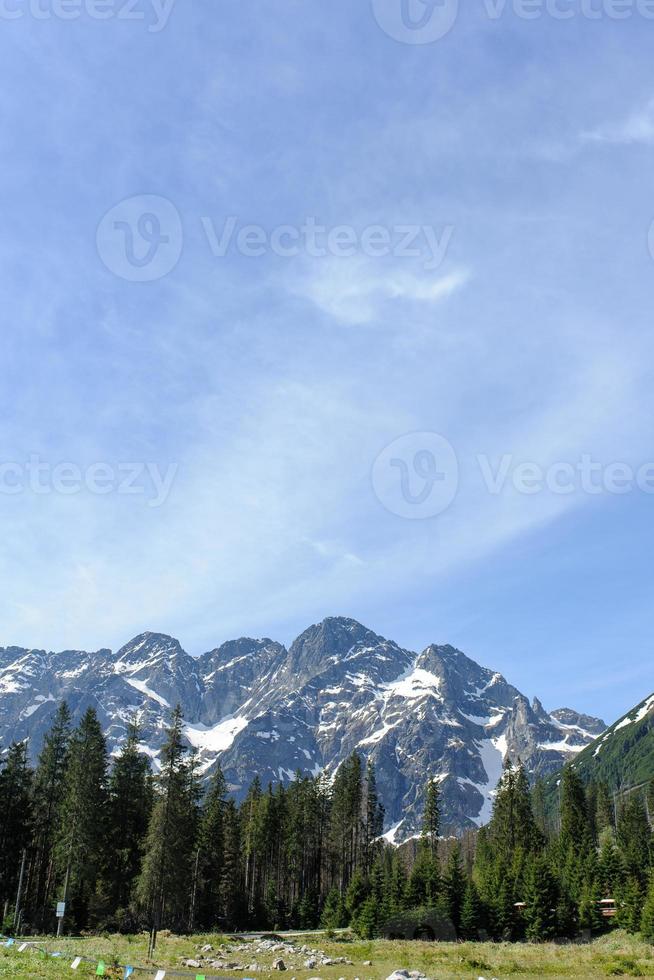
xmin=0 ymin=619 xmax=608 ymax=839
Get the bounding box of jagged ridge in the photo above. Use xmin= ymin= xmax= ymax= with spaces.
xmin=0 ymin=617 xmax=606 ymax=839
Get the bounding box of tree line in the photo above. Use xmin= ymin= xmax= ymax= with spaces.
xmin=0 ymin=702 xmax=653 ymax=942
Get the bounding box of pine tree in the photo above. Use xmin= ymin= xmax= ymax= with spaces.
xmin=640 ymin=872 xmax=654 ymax=941
xmin=532 ymin=779 xmax=548 ymax=837
xmin=647 ymin=781 xmax=654 ymax=828
xmin=55 ymin=707 xmax=109 ymax=930
xmin=617 ymin=796 xmax=651 ymax=885
xmin=344 ymin=867 xmax=369 ymax=922
xmin=329 ymin=753 xmax=363 ymax=894
xmin=523 ymin=854 xmax=558 ymax=941
xmin=490 ymin=760 xmax=539 ymax=862
xmin=0 ymin=741 xmax=33 ymax=922
xmin=421 ymin=777 xmax=441 ymax=861
xmin=596 ymin=782 xmax=615 ymax=833
xmin=615 ymin=876 xmax=643 ymax=934
xmin=597 ymin=827 xmax=624 ymax=897
xmin=577 ymin=877 xmax=602 ymax=934
xmin=222 ymin=799 xmax=245 ymax=929
xmin=559 ymin=767 xmax=592 ymax=856
xmin=137 ymin=705 xmax=201 ymax=940
xmin=26 ymin=702 xmax=71 ymax=929
xmin=443 ymin=842 xmax=466 ymax=932
xmin=351 ymin=894 xmax=378 ymax=938
xmin=363 ymin=761 xmax=384 ymax=872
xmin=321 ymin=885 xmax=347 ymax=928
xmin=104 ymin=720 xmax=153 ymax=922
xmin=196 ymin=763 xmax=227 ymax=929
xmin=459 ymin=878 xmax=482 ymax=940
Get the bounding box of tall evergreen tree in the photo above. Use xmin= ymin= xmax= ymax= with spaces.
xmin=55 ymin=707 xmax=109 ymax=930
xmin=26 ymin=702 xmax=71 ymax=929
xmin=617 ymin=795 xmax=651 ymax=885
xmin=0 ymin=741 xmax=33 ymax=921
xmin=489 ymin=760 xmax=539 ymax=860
xmin=222 ymin=799 xmax=245 ymax=929
xmin=421 ymin=777 xmax=441 ymax=861
xmin=443 ymin=841 xmax=466 ymax=932
xmin=459 ymin=878 xmax=482 ymax=940
xmin=196 ymin=763 xmax=227 ymax=929
xmin=523 ymin=854 xmax=558 ymax=941
xmin=640 ymin=872 xmax=654 ymax=941
xmin=595 ymin=782 xmax=615 ymax=833
xmin=363 ymin=760 xmax=384 ymax=872
xmin=104 ymin=720 xmax=153 ymax=920
xmin=329 ymin=753 xmax=363 ymax=894
xmin=137 ymin=706 xmax=201 ymax=940
xmin=559 ymin=767 xmax=592 ymax=856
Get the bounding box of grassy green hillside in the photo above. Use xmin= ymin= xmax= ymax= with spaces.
xmin=570 ymin=692 xmax=654 ymax=792
xmin=542 ymin=691 xmax=654 ymax=819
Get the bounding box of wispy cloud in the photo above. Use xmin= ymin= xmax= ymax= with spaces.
xmin=581 ymin=98 xmax=654 ymax=146
xmin=290 ymin=259 xmax=470 ymax=326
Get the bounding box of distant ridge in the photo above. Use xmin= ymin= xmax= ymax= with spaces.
xmin=0 ymin=617 xmax=606 ymax=840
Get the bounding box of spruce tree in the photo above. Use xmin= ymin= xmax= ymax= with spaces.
xmin=321 ymin=885 xmax=347 ymax=928
xmin=26 ymin=702 xmax=71 ymax=929
xmin=0 ymin=741 xmax=33 ymax=922
xmin=443 ymin=842 xmax=466 ymax=932
xmin=523 ymin=854 xmax=558 ymax=941
xmin=137 ymin=705 xmax=201 ymax=940
xmin=104 ymin=720 xmax=153 ymax=921
xmin=640 ymin=872 xmax=654 ymax=941
xmin=490 ymin=759 xmax=539 ymax=861
xmin=55 ymin=707 xmax=109 ymax=930
xmin=597 ymin=827 xmax=624 ymax=897
xmin=577 ymin=878 xmax=602 ymax=934
xmin=222 ymin=799 xmax=245 ymax=928
xmin=421 ymin=777 xmax=441 ymax=861
xmin=363 ymin=760 xmax=384 ymax=872
xmin=196 ymin=763 xmax=227 ymax=929
xmin=329 ymin=753 xmax=363 ymax=894
xmin=615 ymin=876 xmax=643 ymax=934
xmin=595 ymin=782 xmax=615 ymax=833
xmin=647 ymin=780 xmax=654 ymax=828
xmin=559 ymin=767 xmax=592 ymax=856
xmin=617 ymin=796 xmax=651 ymax=885
xmin=459 ymin=878 xmax=482 ymax=940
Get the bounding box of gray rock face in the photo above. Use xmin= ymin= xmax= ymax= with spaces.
xmin=0 ymin=618 xmax=605 ymax=839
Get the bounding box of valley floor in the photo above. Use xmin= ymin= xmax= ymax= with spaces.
xmin=1 ymin=930 xmax=654 ymax=979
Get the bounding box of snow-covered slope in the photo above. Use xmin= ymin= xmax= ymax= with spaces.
xmin=0 ymin=618 xmax=606 ymax=837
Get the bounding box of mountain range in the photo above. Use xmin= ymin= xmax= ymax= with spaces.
xmin=0 ymin=617 xmax=608 ymax=840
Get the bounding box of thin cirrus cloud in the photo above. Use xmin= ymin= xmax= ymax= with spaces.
xmin=289 ymin=259 xmax=471 ymax=326
xmin=581 ymin=97 xmax=654 ymax=145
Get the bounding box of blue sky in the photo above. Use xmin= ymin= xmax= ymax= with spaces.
xmin=1 ymin=0 xmax=654 ymax=724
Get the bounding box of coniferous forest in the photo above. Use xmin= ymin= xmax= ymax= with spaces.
xmin=1 ymin=703 xmax=653 ymax=943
